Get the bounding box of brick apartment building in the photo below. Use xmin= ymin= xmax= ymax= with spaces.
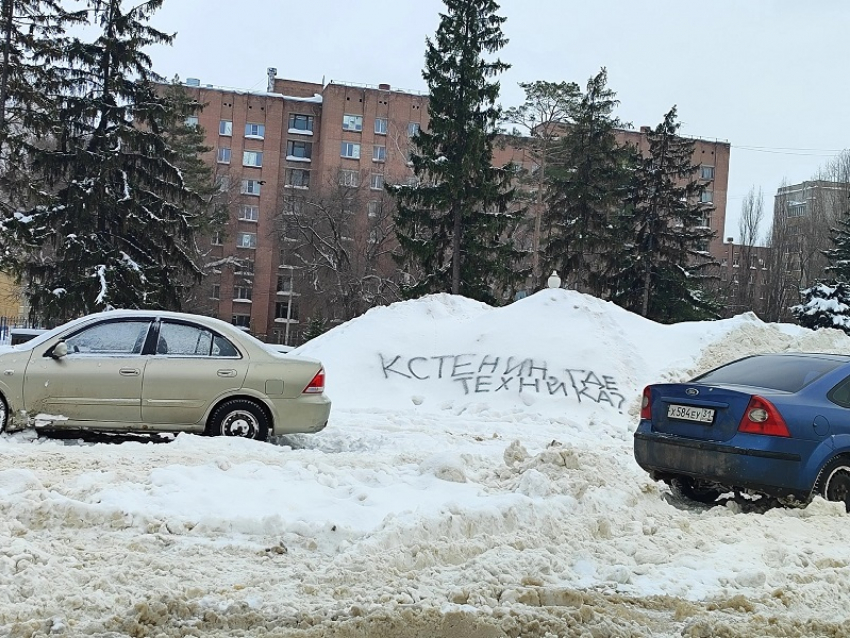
xmin=179 ymin=70 xmax=428 ymax=343
xmin=180 ymin=70 xmax=731 ymax=344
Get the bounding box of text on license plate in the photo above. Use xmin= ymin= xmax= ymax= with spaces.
xmin=667 ymin=404 xmax=715 ymax=424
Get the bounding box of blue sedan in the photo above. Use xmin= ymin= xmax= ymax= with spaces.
xmin=634 ymin=353 xmax=850 ymax=508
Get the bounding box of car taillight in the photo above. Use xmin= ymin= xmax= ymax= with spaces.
xmin=738 ymin=395 xmax=790 ymax=437
xmin=640 ymin=386 xmax=652 ymax=420
xmin=303 ymin=368 xmax=325 ymax=394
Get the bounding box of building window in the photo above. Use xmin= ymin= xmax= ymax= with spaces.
xmin=277 ymin=275 xmax=293 ymax=293
xmin=733 ymin=252 xmax=739 ymax=267
xmin=286 ymin=168 xmax=310 ymax=188
xmin=282 ymin=199 xmax=302 ymax=216
xmin=234 ymin=286 xmax=252 ymax=301
xmin=232 ymin=314 xmax=251 ymax=329
xmin=211 ymin=284 xmax=220 ymax=299
xmin=237 ymin=258 xmax=254 ymax=275
xmin=286 ymin=140 xmax=312 ymax=160
xmin=339 ymin=169 xmax=359 ymax=187
xmin=701 ymin=165 xmax=715 ymax=180
xmin=185 ymin=115 xmax=199 ymax=128
xmin=216 ymin=176 xmax=230 ymax=192
xmin=276 ymin=301 xmax=299 ymax=321
xmin=373 ymin=145 xmax=386 ymax=162
xmin=341 ymin=141 xmax=361 ymax=159
xmin=211 ymin=231 xmax=223 ymax=246
xmin=375 ymin=118 xmax=387 ymax=135
xmin=219 ymin=120 xmax=232 ymax=136
xmin=217 ymin=147 xmax=231 ymax=164
xmin=700 ymin=190 xmax=713 ymax=203
xmin=281 ymin=219 xmax=299 ymax=242
xmin=289 ymin=113 xmax=314 ymax=134
xmin=788 ymin=202 xmax=807 ymax=217
xmin=367 ymin=201 xmax=381 ymax=217
xmin=241 ymin=179 xmax=262 ymax=196
xmin=236 ymin=232 xmax=257 ymax=249
xmin=245 ymin=123 xmax=265 ymax=139
xmin=408 ymin=122 xmax=420 ymax=137
xmin=343 ymin=114 xmax=363 ymax=132
xmin=243 ymin=151 xmax=263 ymax=167
xmin=239 ymin=205 xmax=259 ymax=222
xmin=370 ymin=173 xmax=384 ymax=190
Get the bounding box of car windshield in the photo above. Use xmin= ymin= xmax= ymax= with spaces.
xmin=693 ymin=354 xmax=845 ymax=393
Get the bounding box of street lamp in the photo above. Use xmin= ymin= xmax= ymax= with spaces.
xmin=547 ymin=270 xmax=562 ymax=289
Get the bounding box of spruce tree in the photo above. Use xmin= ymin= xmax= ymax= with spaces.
xmin=0 ymin=1 xmax=84 ymax=215
xmin=544 ymin=68 xmax=632 ymax=297
xmin=823 ymin=207 xmax=850 ymax=283
xmin=613 ymin=106 xmax=718 ymax=322
xmin=390 ymin=0 xmax=522 ymax=303
xmin=302 ymin=315 xmax=329 ymax=342
xmin=792 ymin=282 xmax=850 ymax=334
xmin=0 ymin=0 xmax=211 ymax=324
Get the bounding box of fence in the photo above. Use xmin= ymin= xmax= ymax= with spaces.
xmin=0 ymin=316 xmax=42 ymax=345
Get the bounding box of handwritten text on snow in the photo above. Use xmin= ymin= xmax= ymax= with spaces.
xmin=379 ymin=354 xmax=626 ymax=409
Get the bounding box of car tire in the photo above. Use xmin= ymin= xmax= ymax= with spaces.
xmin=207 ymin=399 xmax=269 ymax=441
xmin=0 ymin=395 xmax=7 ymax=432
xmin=815 ymin=456 xmax=850 ymax=511
xmin=669 ymin=476 xmax=723 ymax=505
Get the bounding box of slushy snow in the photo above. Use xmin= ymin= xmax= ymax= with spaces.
xmin=3 ymin=289 xmax=850 ymax=637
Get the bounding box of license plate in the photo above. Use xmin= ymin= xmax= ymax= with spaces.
xmin=667 ymin=404 xmax=715 ymax=424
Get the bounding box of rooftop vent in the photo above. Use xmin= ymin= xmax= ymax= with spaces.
xmin=640 ymin=126 xmax=651 ymax=134
xmin=186 ymin=78 xmax=200 ymax=86
xmin=378 ymin=83 xmax=391 ymax=90
xmin=267 ymin=67 xmax=277 ymax=92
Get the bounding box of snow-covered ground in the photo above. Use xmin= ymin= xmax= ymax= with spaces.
xmin=4 ymin=290 xmax=850 ymax=637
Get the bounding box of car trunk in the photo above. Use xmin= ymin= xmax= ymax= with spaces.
xmin=649 ymin=383 xmax=766 ymax=443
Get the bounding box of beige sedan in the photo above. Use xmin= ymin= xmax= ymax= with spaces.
xmin=0 ymin=310 xmax=330 ymax=440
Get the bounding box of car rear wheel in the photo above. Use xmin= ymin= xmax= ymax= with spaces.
xmin=207 ymin=399 xmax=269 ymax=441
xmin=816 ymin=457 xmax=850 ymax=511
xmin=669 ymin=476 xmax=724 ymax=505
xmin=0 ymin=396 xmax=7 ymax=432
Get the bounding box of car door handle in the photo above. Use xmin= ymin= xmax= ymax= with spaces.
xmin=119 ymin=368 xmax=140 ymax=376
xmin=217 ymin=369 xmax=237 ymax=378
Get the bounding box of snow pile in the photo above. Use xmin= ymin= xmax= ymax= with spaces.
xmin=296 ymin=290 xmax=732 ymax=416
xmin=4 ymin=289 xmax=850 ymax=637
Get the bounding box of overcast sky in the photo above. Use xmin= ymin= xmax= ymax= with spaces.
xmin=146 ymin=0 xmax=849 ymax=243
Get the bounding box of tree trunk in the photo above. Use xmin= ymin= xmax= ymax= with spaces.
xmin=641 ymin=255 xmax=651 ymax=317
xmin=0 ymin=0 xmax=14 ymax=131
xmin=451 ymin=203 xmax=462 ymax=295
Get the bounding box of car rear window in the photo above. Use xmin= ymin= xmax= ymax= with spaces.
xmin=693 ymin=355 xmax=845 ymax=393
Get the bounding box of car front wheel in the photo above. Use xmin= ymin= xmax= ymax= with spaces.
xmin=207 ymin=399 xmax=269 ymax=441
xmin=816 ymin=456 xmax=850 ymax=511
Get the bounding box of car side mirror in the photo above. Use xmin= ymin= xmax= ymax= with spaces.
xmin=51 ymin=341 xmax=68 ymax=359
